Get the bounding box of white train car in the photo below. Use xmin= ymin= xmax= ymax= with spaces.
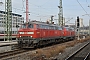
xmin=0 ymin=27 xmax=18 ymax=39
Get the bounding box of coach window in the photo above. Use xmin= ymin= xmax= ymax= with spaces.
xmin=21 ymin=24 xmax=26 ymax=28
xmin=72 ymin=28 xmax=74 ymax=31
xmin=50 ymin=26 xmax=51 ymax=29
xmin=53 ymin=26 xmax=55 ymax=30
xmin=44 ymin=25 xmax=45 ymax=29
xmin=58 ymin=27 xmax=62 ymax=30
xmin=46 ymin=25 xmax=48 ymax=29
xmin=53 ymin=26 xmax=54 ymax=30
xmin=55 ymin=26 xmax=58 ymax=30
xmin=45 ymin=25 xmax=46 ymax=29
xmin=70 ymin=29 xmax=72 ymax=30
xmin=67 ymin=28 xmax=69 ymax=31
xmin=52 ymin=26 xmax=54 ymax=29
xmin=28 ymin=24 xmax=33 ymax=28
xmin=42 ymin=25 xmax=44 ymax=29
xmin=47 ymin=26 xmax=48 ymax=29
xmin=36 ymin=24 xmax=39 ymax=29
xmin=45 ymin=25 xmax=47 ymax=29
xmin=51 ymin=26 xmax=53 ymax=29
xmin=44 ymin=25 xmax=46 ymax=29
xmin=39 ymin=25 xmax=42 ymax=29
xmin=43 ymin=25 xmax=44 ymax=29
xmin=55 ymin=26 xmax=56 ymax=30
xmin=39 ymin=25 xmax=41 ymax=29
xmin=43 ymin=25 xmax=45 ymax=29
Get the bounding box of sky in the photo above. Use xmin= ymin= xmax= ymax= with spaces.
xmin=0 ymin=0 xmax=90 ymax=26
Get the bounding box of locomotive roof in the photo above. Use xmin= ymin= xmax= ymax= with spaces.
xmin=23 ymin=21 xmax=75 ymax=30
xmin=63 ymin=26 xmax=75 ymax=30
xmin=24 ymin=21 xmax=61 ymax=27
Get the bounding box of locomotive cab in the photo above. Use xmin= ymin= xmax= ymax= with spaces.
xmin=18 ymin=23 xmax=34 ymax=37
xmin=17 ymin=22 xmax=38 ymax=48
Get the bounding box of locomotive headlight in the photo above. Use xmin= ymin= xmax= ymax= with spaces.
xmin=27 ymin=32 xmax=34 ymax=34
xmin=31 ymin=36 xmax=32 ymax=38
xmin=19 ymin=32 xmax=24 ymax=34
xmin=20 ymin=36 xmax=21 ymax=37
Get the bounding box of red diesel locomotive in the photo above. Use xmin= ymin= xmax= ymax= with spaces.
xmin=17 ymin=21 xmax=75 ymax=48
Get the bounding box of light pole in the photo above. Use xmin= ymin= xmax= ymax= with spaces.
xmin=82 ymin=14 xmax=90 ymax=36
xmin=88 ymin=7 xmax=90 ymax=24
xmin=88 ymin=18 xmax=90 ymax=34
xmin=77 ymin=16 xmax=80 ymax=40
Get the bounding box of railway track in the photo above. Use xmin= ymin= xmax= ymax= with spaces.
xmin=0 ymin=49 xmax=29 ymax=60
xmin=65 ymin=42 xmax=90 ymax=60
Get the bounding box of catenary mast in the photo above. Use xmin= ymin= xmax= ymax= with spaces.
xmin=5 ymin=0 xmax=12 ymax=41
xmin=58 ymin=0 xmax=63 ymax=26
xmin=26 ymin=0 xmax=29 ymax=22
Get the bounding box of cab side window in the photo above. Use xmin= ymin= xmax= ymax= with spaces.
xmin=36 ymin=24 xmax=39 ymax=29
xmin=28 ymin=24 xmax=33 ymax=28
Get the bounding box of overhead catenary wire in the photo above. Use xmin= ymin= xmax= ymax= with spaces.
xmin=13 ymin=7 xmax=52 ymax=21
xmin=13 ymin=7 xmax=49 ymax=17
xmin=77 ymin=0 xmax=90 ymax=17
xmin=22 ymin=0 xmax=25 ymax=11
xmin=13 ymin=0 xmax=58 ymax=19
xmin=77 ymin=0 xmax=87 ymax=14
xmin=21 ymin=0 xmax=57 ymax=15
xmin=28 ymin=0 xmax=58 ymax=14
xmin=14 ymin=0 xmax=56 ymax=16
xmin=13 ymin=0 xmax=39 ymax=16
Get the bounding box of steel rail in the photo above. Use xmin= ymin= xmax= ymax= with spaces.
xmin=0 ymin=49 xmax=28 ymax=59
xmin=65 ymin=42 xmax=90 ymax=60
xmin=84 ymin=52 xmax=90 ymax=60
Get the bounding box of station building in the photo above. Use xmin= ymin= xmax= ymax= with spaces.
xmin=0 ymin=10 xmax=24 ymax=34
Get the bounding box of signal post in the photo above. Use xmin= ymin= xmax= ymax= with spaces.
xmin=77 ymin=16 xmax=80 ymax=40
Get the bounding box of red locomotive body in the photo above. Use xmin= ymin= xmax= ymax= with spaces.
xmin=62 ymin=27 xmax=75 ymax=40
xmin=17 ymin=21 xmax=75 ymax=48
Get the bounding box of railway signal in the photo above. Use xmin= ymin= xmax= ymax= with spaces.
xmin=77 ymin=16 xmax=80 ymax=28
xmin=77 ymin=16 xmax=80 ymax=40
